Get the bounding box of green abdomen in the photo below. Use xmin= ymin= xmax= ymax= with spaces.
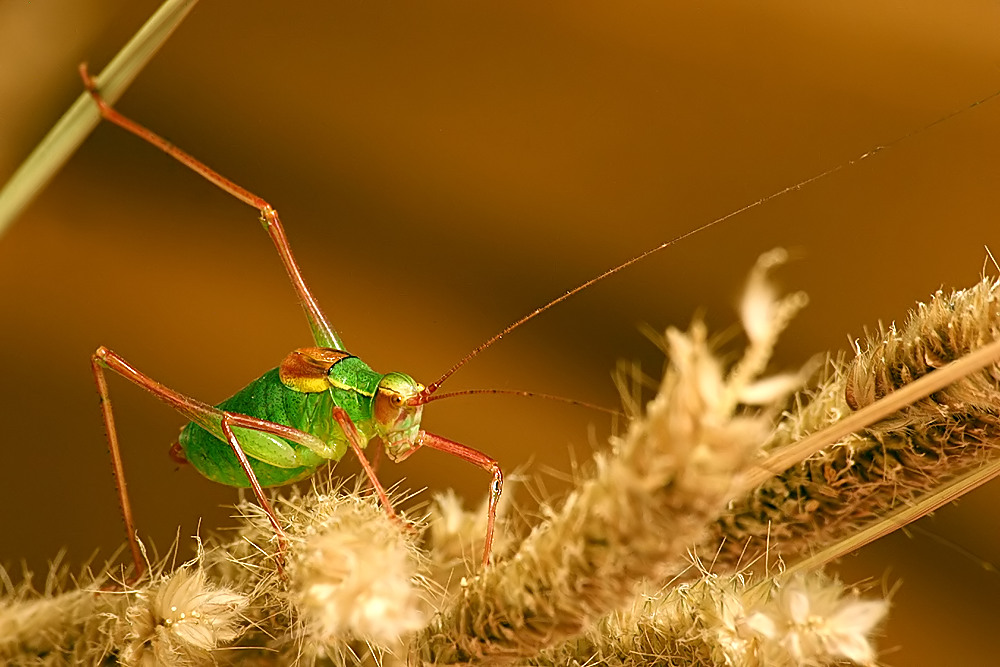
xmin=177 ymin=368 xmax=336 ymax=488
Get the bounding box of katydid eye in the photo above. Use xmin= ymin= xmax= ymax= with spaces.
xmin=375 ymin=372 xmax=422 ymax=422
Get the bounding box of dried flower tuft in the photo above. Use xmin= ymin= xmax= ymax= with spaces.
xmin=0 ymin=561 xmax=122 ymax=664
xmin=426 ymin=479 xmax=518 ymax=582
xmin=116 ymin=566 xmax=247 ymax=666
xmin=744 ymin=576 xmax=887 ymax=666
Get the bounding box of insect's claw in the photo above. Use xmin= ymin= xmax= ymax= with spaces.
xmin=79 ymin=62 xmax=96 ymax=90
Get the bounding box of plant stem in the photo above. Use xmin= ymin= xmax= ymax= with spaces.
xmin=0 ymin=0 xmax=200 ymax=237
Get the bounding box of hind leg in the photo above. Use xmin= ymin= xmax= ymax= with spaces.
xmin=91 ymin=346 xmax=330 ymax=579
xmin=79 ymin=64 xmax=343 ymax=353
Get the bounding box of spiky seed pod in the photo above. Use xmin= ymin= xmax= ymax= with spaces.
xmin=707 ymin=276 xmax=1000 ymax=570
xmin=531 ymin=573 xmax=763 ymax=666
xmin=844 ymin=277 xmax=1000 ymax=416
xmin=7 ymin=253 xmax=926 ymax=666
xmin=415 ymin=254 xmax=807 ymax=663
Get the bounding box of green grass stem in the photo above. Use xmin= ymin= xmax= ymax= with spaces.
xmin=0 ymin=0 xmax=200 ymax=238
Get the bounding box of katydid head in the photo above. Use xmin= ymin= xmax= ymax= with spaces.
xmin=373 ymin=372 xmax=425 ymax=461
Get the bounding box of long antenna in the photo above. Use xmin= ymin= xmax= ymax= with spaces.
xmin=414 ymin=85 xmax=1000 ymax=403
xmin=422 ymin=387 xmax=622 ymax=416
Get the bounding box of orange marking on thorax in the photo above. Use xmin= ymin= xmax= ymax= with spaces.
xmin=279 ymin=347 xmax=353 ymax=393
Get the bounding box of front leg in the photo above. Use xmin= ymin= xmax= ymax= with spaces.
xmin=330 ymin=407 xmax=406 ymax=528
xmin=415 ymin=431 xmax=503 ymax=567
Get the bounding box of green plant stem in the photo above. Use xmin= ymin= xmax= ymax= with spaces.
xmin=0 ymin=0 xmax=200 ymax=237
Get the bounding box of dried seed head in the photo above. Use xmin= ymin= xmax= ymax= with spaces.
xmin=709 ymin=276 xmax=1000 ymax=570
xmin=291 ymin=493 xmax=427 ymax=646
xmin=418 ymin=251 xmax=806 ymax=662
xmin=533 ymin=569 xmax=886 ymax=667
xmin=117 ymin=567 xmax=247 ymax=667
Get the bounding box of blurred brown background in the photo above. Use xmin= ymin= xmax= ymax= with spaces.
xmin=2 ymin=1 xmax=999 ymax=663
